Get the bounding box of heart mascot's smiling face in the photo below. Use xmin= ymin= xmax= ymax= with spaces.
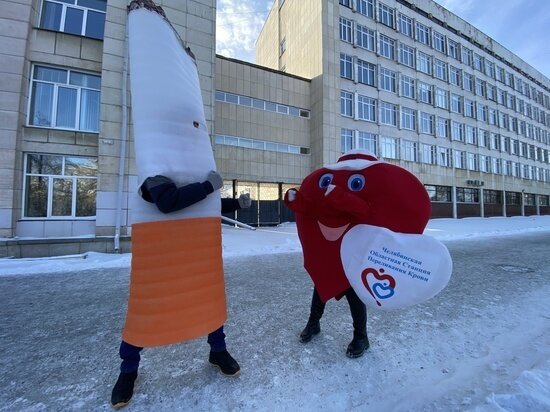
xmin=284 ymin=150 xmax=432 ymax=302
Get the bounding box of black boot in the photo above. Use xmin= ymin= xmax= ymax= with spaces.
xmin=300 ymin=288 xmax=325 ymax=343
xmin=300 ymin=320 xmax=320 ymax=343
xmin=345 ymin=288 xmax=369 ymax=358
xmin=346 ymin=333 xmax=370 ymax=358
xmin=111 ymin=371 xmax=138 ymax=409
xmin=209 ymin=349 xmax=240 ymax=376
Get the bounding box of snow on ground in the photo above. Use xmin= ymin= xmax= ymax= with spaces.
xmin=2 ymin=216 xmax=550 ymax=275
xmin=0 ymin=216 xmax=549 ymax=411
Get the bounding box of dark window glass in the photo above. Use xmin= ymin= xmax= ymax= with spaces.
xmin=85 ymin=10 xmax=105 ymax=39
xmin=40 ymin=1 xmax=62 ymax=30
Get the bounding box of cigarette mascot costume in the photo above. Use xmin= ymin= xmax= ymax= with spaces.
xmin=110 ymin=1 xmax=248 ymax=408
xmin=285 ymin=149 xmax=452 ymax=357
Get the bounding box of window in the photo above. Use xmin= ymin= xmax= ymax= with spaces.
xmin=450 ymin=93 xmax=462 ymax=114
xmin=464 ymin=99 xmax=475 ymax=118
xmin=216 ymin=134 xmax=308 ymax=155
xmin=451 ymin=121 xmax=464 ymax=142
xmin=436 ymin=117 xmax=449 ymax=138
xmin=398 ymin=14 xmax=413 ymax=37
xmin=379 ymin=34 xmax=395 ymax=60
xmin=339 ymin=17 xmax=353 ymax=43
xmin=417 ymin=51 xmax=432 ymax=75
xmin=435 ymin=88 xmax=448 ymax=110
xmin=454 ymin=150 xmax=466 ymax=169
xmin=462 ymin=72 xmax=473 ymax=92
xmin=449 ymin=66 xmax=461 ymax=86
xmin=340 ymin=53 xmax=353 ymax=79
xmin=358 ymin=0 xmax=374 ymax=18
xmin=379 ymin=67 xmax=396 ymax=92
xmin=357 ymin=59 xmax=376 ymax=86
xmin=425 ymin=185 xmax=452 ymax=201
xmin=418 ymin=82 xmax=432 ymax=104
xmin=356 ymin=24 xmax=375 ymax=51
xmin=484 ymin=190 xmax=501 ymax=204
xmin=415 ymin=22 xmax=430 ymax=45
xmin=380 ymin=136 xmax=398 ymax=159
xmin=23 ymin=153 xmax=97 ymax=218
xmin=400 ymin=75 xmax=415 ymax=99
xmin=456 ymin=187 xmax=479 ymax=203
xmin=491 ymin=133 xmax=501 ymax=151
xmin=497 ymin=88 xmax=506 ymax=105
xmin=340 ymin=90 xmax=353 ymax=117
xmin=358 ymin=131 xmax=378 ymax=154
xmin=447 ymin=39 xmax=459 ymax=60
xmin=461 ymin=47 xmax=472 ymax=66
xmin=432 ymin=31 xmax=445 ymax=53
xmin=485 ymin=60 xmax=495 ymax=78
xmin=420 ymin=112 xmax=434 ymax=135
xmin=434 ymin=59 xmax=447 ymax=81
xmin=378 ymin=3 xmax=394 ymax=28
xmin=379 ymin=101 xmax=397 ymax=126
xmin=480 ymin=155 xmax=491 ymax=173
xmin=399 ymin=44 xmax=415 ymax=68
xmin=341 ymin=128 xmax=354 ymax=152
xmin=357 ymin=95 xmax=376 ymax=122
xmin=438 ymin=147 xmax=452 ymax=167
xmin=39 ymin=0 xmax=106 ymax=39
xmin=495 ymin=66 xmax=505 ymax=82
xmin=339 ymin=0 xmax=352 ymax=8
xmin=466 ymin=125 xmax=477 ymax=145
xmin=477 ymin=103 xmax=487 ymax=122
xmin=401 ymin=107 xmax=416 ymax=130
xmin=473 ymin=53 xmax=484 ymax=72
xmin=487 ymin=84 xmax=496 ymax=101
xmin=422 ymin=144 xmax=437 ymax=164
xmin=475 ymin=78 xmax=486 ymax=97
xmin=401 ymin=140 xmax=418 ymax=162
xmin=493 ymin=158 xmax=502 ymax=174
xmin=29 ymin=65 xmax=101 ymax=132
xmin=478 ymin=129 xmax=489 ymax=147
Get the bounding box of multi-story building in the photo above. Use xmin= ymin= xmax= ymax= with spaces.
xmin=257 ymin=0 xmax=550 ymax=219
xmin=1 ymin=0 xmax=549 ymax=257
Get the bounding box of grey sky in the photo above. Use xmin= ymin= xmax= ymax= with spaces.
xmin=216 ymin=0 xmax=550 ymax=79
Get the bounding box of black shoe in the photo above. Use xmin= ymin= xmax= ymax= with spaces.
xmin=300 ymin=321 xmax=320 ymax=343
xmin=209 ymin=350 xmax=240 ymax=376
xmin=346 ymin=336 xmax=370 ymax=358
xmin=111 ymin=371 xmax=138 ymax=409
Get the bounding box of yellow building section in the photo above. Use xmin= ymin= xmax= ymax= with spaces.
xmin=122 ymin=217 xmax=227 ymax=347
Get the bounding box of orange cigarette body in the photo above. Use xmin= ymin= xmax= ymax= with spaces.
xmin=122 ymin=217 xmax=227 ymax=347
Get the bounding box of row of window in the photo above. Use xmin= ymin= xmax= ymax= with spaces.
xmin=424 ymin=185 xmax=550 ymax=206
xmin=214 ymin=134 xmax=309 ymax=155
xmin=215 ymin=91 xmax=310 ymax=119
xmin=340 ymin=129 xmax=550 ymax=182
xmin=340 ymin=92 xmax=550 ymax=162
xmin=340 ymin=50 xmax=550 ymax=128
xmin=338 ymin=2 xmax=550 ymax=109
xmin=39 ymin=0 xmax=106 ymax=40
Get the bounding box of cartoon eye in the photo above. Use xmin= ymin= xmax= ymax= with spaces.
xmin=347 ymin=174 xmax=365 ymax=191
xmin=318 ymin=173 xmax=333 ymax=188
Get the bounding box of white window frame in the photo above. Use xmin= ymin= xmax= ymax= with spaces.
xmin=28 ymin=64 xmax=101 ymax=132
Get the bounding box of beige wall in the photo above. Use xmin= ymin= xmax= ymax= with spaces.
xmin=214 ymin=56 xmax=311 ymax=184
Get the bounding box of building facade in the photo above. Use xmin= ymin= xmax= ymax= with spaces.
xmin=0 ymin=0 xmax=549 ymax=257
xmin=256 ymin=0 xmax=550 ymax=219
